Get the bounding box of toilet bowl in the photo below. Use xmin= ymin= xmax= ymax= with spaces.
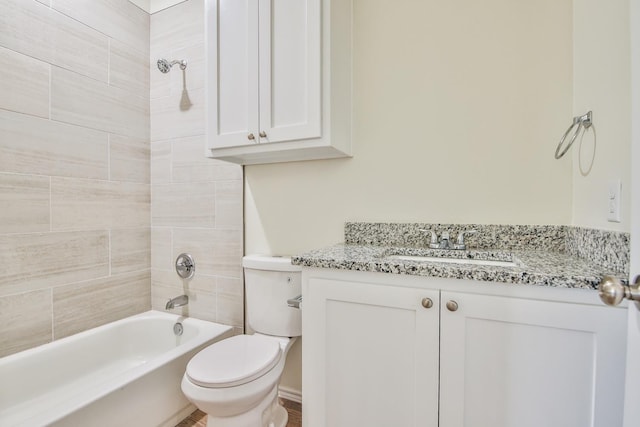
xmin=181 ymin=255 xmax=302 ymax=427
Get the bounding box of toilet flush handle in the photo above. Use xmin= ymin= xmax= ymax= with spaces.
xmin=287 ymin=295 xmax=303 ymax=309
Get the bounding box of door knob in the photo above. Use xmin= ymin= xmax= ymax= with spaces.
xmin=598 ymin=275 xmax=640 ymax=306
xmin=421 ymin=297 xmax=433 ymax=309
xmin=446 ymin=300 xmax=458 ymax=312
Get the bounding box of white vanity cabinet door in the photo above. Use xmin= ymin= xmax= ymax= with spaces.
xmin=205 ymin=0 xmax=259 ymax=149
xmin=303 ymin=277 xmax=440 ymax=427
xmin=439 ymin=291 xmax=627 ymax=427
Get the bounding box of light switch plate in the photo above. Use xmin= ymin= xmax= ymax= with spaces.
xmin=607 ymin=180 xmax=621 ymax=223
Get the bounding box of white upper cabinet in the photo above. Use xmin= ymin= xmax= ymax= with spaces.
xmin=205 ymin=0 xmax=352 ymax=165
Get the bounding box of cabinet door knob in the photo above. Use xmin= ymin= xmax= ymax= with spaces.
xmin=247 ymin=133 xmax=255 ymax=141
xmin=421 ymin=297 xmax=433 ymax=309
xmin=446 ymin=300 xmax=458 ymax=312
xmin=259 ymin=131 xmax=267 ymax=138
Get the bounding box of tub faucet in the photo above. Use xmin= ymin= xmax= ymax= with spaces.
xmin=166 ymin=295 xmax=189 ymax=310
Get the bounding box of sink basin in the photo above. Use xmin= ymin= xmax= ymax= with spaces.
xmin=386 ymin=255 xmax=517 ymax=268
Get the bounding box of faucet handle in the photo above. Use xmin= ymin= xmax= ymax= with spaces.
xmin=454 ymin=230 xmax=477 ymax=250
xmin=419 ymin=229 xmax=440 ymax=248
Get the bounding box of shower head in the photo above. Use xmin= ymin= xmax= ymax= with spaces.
xmin=157 ymin=59 xmax=187 ymax=73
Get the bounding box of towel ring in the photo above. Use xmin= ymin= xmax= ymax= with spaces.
xmin=555 ymin=111 xmax=593 ymax=159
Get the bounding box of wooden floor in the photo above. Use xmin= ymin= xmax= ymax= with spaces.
xmin=175 ymin=399 xmax=302 ymax=427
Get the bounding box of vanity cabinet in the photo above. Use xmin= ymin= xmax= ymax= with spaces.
xmin=302 ymin=269 xmax=627 ymax=427
xmin=204 ymin=0 xmax=352 ymax=165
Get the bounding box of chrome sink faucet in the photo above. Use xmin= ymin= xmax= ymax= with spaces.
xmin=166 ymin=294 xmax=189 ymax=310
xmin=420 ymin=229 xmax=476 ymax=250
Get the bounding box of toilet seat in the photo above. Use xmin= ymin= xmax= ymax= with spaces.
xmin=186 ymin=334 xmax=282 ymax=388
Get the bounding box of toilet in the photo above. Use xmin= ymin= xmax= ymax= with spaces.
xmin=181 ymin=255 xmax=302 ymax=427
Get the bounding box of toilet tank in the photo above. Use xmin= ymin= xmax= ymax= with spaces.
xmin=243 ymin=255 xmax=302 ymax=337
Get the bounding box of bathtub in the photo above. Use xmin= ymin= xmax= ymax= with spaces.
xmin=0 ymin=310 xmax=233 ymax=427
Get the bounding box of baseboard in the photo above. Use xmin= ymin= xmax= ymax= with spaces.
xmin=278 ymin=386 xmax=302 ymax=403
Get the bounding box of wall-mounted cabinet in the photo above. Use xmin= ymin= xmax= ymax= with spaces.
xmin=302 ymin=269 xmax=627 ymax=427
xmin=205 ymin=0 xmax=352 ymax=165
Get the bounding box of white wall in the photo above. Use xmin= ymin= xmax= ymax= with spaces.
xmin=572 ymin=0 xmax=631 ymax=232
xmin=246 ymin=0 xmax=574 ymax=255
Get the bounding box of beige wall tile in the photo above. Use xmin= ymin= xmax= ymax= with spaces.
xmin=216 ymin=180 xmax=243 ymax=229
xmin=151 ymin=227 xmax=172 ymax=270
xmin=111 ymin=228 xmax=151 ymax=275
xmin=109 ymin=38 xmax=150 ymax=97
xmin=51 ymin=66 xmax=149 ymax=139
xmin=152 ymin=269 xmax=216 ymax=294
xmin=0 ymin=173 xmax=50 ymax=234
xmin=110 ymin=135 xmax=150 ymax=183
xmin=151 ymin=281 xmax=217 ymax=322
xmin=0 ymin=231 xmax=109 ymax=296
xmin=152 ymin=182 xmax=215 ymax=227
xmin=151 ymin=141 xmax=172 ymax=184
xmin=0 ymin=46 xmax=49 ymax=118
xmin=0 ymin=110 xmax=109 ymax=180
xmin=51 ymin=177 xmax=150 ymax=231
xmin=150 ymin=0 xmax=203 ymax=55
xmin=151 ymin=42 xmax=205 ymax=100
xmin=52 ymin=0 xmax=149 ymax=55
xmin=0 ymin=290 xmax=52 ymax=357
xmin=171 ymin=135 xmax=242 ymax=183
xmin=173 ymin=228 xmax=243 ymax=277
xmin=216 ymin=292 xmax=243 ymax=328
xmin=53 ymin=270 xmax=151 ymax=339
xmin=0 ymin=0 xmax=108 ymax=82
xmin=150 ymin=88 xmax=204 ymax=141
xmin=216 ymin=276 xmax=243 ymax=297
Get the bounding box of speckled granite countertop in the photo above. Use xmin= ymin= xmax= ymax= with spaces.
xmin=292 ymin=244 xmax=626 ymax=290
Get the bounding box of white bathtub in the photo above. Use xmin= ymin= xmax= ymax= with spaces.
xmin=0 ymin=310 xmax=233 ymax=427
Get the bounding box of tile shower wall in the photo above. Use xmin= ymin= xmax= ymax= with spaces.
xmin=150 ymin=0 xmax=244 ymax=331
xmin=0 ymin=0 xmax=151 ymax=357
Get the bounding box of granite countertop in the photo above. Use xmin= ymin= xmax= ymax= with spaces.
xmin=292 ymin=244 xmax=625 ymax=290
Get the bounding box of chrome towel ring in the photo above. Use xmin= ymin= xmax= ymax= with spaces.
xmin=555 ymin=111 xmax=593 ymax=159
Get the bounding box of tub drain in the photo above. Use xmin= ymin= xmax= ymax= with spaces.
xmin=173 ymin=322 xmax=184 ymax=336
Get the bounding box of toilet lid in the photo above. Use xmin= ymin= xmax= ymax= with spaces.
xmin=186 ymin=334 xmax=282 ymax=388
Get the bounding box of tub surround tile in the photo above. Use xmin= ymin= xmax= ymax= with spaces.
xmin=150 ymin=0 xmax=204 ymax=59
xmin=151 ymin=228 xmax=173 ymax=271
xmin=151 ymin=141 xmax=172 ymax=184
xmin=150 ymin=88 xmax=205 ymax=142
xmin=151 ymin=281 xmax=217 ymax=323
xmin=109 ymin=38 xmax=150 ymax=97
xmin=0 ymin=289 xmax=52 ymax=357
xmin=0 ymin=173 xmax=50 ymax=234
xmin=0 ymin=0 xmax=109 ymax=82
xmin=216 ymin=293 xmax=244 ymax=328
xmin=0 ymin=231 xmax=110 ymax=296
xmin=152 ymin=182 xmax=216 ymax=228
xmin=151 ymin=269 xmax=217 ymax=294
xmin=173 ymin=228 xmax=243 ymax=278
xmin=51 ymin=66 xmax=149 ymax=140
xmin=51 ymin=177 xmax=150 ymax=231
xmin=52 ymin=271 xmax=151 ymax=339
xmin=215 ymin=180 xmax=243 ymax=230
xmin=0 ymin=46 xmax=50 ymax=118
xmin=171 ymin=136 xmax=242 ymax=183
xmin=111 ymin=228 xmax=151 ymax=275
xmin=0 ymin=110 xmax=109 ymax=180
xmin=109 ymin=134 xmax=151 ymax=183
xmin=294 ymin=222 xmax=630 ymax=290
xmin=51 ymin=0 xmax=149 ymax=55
